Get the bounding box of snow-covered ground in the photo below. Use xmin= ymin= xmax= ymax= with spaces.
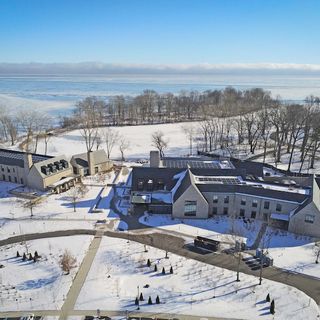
xmin=260 ymin=227 xmax=320 ymax=278
xmin=0 ymin=172 xmax=120 ymax=240
xmin=33 ymin=122 xmax=196 ymax=159
xmin=76 ymin=236 xmax=319 ymax=320
xmin=140 ymin=214 xmax=320 ymax=279
xmin=139 ymin=214 xmax=260 ymax=247
xmin=0 ymin=235 xmax=93 ymax=311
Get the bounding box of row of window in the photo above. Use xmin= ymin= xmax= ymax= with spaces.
xmin=1 ymin=174 xmax=23 ymax=184
xmin=1 ymin=166 xmax=16 ymax=173
xmin=212 ymin=196 xmax=281 ymax=211
xmin=212 ymin=206 xmax=258 ymax=218
xmin=184 ymin=199 xmax=316 ymax=224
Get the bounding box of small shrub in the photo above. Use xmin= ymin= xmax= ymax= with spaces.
xmin=34 ymin=251 xmax=39 ymax=258
xmin=147 ymin=259 xmax=151 ymax=267
xmin=270 ymin=299 xmax=275 ymax=315
xmin=22 ymin=253 xmax=27 ymax=261
xmin=170 ymin=266 xmax=173 ymax=274
xmin=266 ymin=293 xmax=270 ymax=302
xmin=156 ymin=295 xmax=160 ymax=304
xmin=162 ymin=267 xmax=166 ymax=275
xmin=59 ymin=250 xmax=77 ymax=274
xmin=28 ymin=253 xmax=33 ymax=261
xmin=16 ymin=251 xmax=20 ymax=258
xmin=154 ymin=264 xmax=158 ymax=272
xmin=139 ymin=292 xmax=144 ymax=301
xmin=135 ymin=297 xmax=139 ymax=305
xmin=148 ymin=296 xmax=152 ymax=305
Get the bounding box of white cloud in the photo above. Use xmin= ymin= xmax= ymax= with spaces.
xmin=1 ymin=62 xmax=320 ymax=74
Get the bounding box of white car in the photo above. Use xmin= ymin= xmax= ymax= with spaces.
xmin=20 ymin=314 xmax=35 ymax=320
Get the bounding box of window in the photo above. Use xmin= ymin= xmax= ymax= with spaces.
xmin=2 ymin=174 xmax=5 ymax=180
xmin=251 ymin=211 xmax=257 ymax=219
xmin=21 ymin=178 xmax=24 ymax=184
xmin=94 ymin=167 xmax=99 ymax=174
xmin=239 ymin=209 xmax=245 ymax=217
xmin=8 ymin=176 xmax=11 ymax=182
xmin=7 ymin=167 xmax=10 ymax=173
xmin=305 ymin=214 xmax=315 ymax=224
xmin=73 ymin=167 xmax=78 ymax=175
xmin=263 ymin=213 xmax=268 ymax=221
xmin=13 ymin=168 xmax=15 ymax=173
xmin=252 ymin=200 xmax=258 ymax=208
xmin=147 ymin=179 xmax=153 ymax=191
xmin=137 ymin=179 xmax=144 ymax=191
xmin=213 ymin=195 xmax=218 ymax=203
xmin=241 ymin=198 xmax=246 ymax=206
xmin=1 ymin=167 xmax=3 ymax=172
xmin=223 ymin=207 xmax=228 ymax=215
xmin=14 ymin=177 xmax=17 ymax=183
xmin=212 ymin=207 xmax=217 ymax=215
xmin=276 ymin=203 xmax=282 ymax=212
xmin=157 ymin=179 xmax=164 ymax=190
xmin=224 ymin=196 xmax=229 ymax=204
xmin=264 ymin=201 xmax=270 ymax=210
xmin=184 ymin=200 xmax=197 ymax=216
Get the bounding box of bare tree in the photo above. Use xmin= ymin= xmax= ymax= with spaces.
xmin=0 ymin=106 xmax=18 ymax=145
xmin=75 ymin=97 xmax=103 ymax=152
xmin=181 ymin=124 xmax=195 ymax=155
xmin=43 ymin=131 xmax=53 ymax=155
xmin=151 ymin=130 xmax=169 ymax=157
xmin=17 ymin=108 xmax=42 ymax=151
xmin=104 ymin=127 xmax=119 ymax=158
xmin=66 ymin=183 xmax=88 ymax=212
xmin=119 ymin=136 xmax=130 ymax=162
xmin=59 ymin=250 xmax=77 ymax=274
xmin=21 ymin=198 xmax=42 ymax=217
xmin=314 ymin=242 xmax=320 ymax=264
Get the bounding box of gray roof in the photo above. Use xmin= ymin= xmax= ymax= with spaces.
xmin=131 ymin=167 xmax=182 ymax=191
xmin=0 ymin=148 xmax=52 ymax=168
xmin=172 ymin=169 xmax=192 ymax=202
xmin=196 ymin=183 xmax=308 ymax=202
xmin=71 ymin=149 xmax=109 ymax=168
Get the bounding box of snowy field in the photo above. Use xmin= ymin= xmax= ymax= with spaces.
xmin=76 ymin=236 xmax=319 ymax=320
xmin=34 ymin=122 xmax=196 ymax=159
xmin=139 ymin=214 xmax=260 ymax=247
xmin=140 ymin=214 xmax=320 ymax=279
xmin=23 ymin=120 xmax=320 ymax=174
xmin=0 ymin=172 xmax=120 ymax=240
xmin=261 ymin=227 xmax=320 ymax=278
xmin=0 ymin=235 xmax=93 ymax=311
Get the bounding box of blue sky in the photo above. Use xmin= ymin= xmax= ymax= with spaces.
xmin=0 ymin=0 xmax=319 ymax=65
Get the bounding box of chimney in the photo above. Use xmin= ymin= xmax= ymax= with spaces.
xmin=150 ymin=150 xmax=160 ymax=168
xmin=24 ymin=152 xmax=33 ymax=170
xmin=88 ymin=151 xmax=95 ymax=175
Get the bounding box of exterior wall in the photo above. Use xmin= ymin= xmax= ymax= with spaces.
xmin=0 ymin=164 xmax=26 ymax=184
xmin=173 ymin=184 xmax=209 ymax=219
xmin=288 ymin=202 xmax=320 ymax=238
xmin=202 ymin=192 xmax=299 ymax=221
xmin=26 ymin=166 xmax=73 ymax=191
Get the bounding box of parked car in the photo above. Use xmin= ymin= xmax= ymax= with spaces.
xmin=20 ymin=314 xmax=35 ymax=320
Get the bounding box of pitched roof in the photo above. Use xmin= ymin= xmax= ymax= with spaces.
xmin=0 ymin=148 xmax=52 ymax=168
xmin=71 ymin=149 xmax=109 ymax=168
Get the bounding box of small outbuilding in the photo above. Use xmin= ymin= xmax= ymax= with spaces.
xmin=71 ymin=149 xmax=113 ymax=176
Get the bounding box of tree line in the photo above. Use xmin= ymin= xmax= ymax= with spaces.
xmin=61 ymin=87 xmax=276 ymax=128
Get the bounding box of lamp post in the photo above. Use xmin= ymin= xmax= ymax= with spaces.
xmin=259 ymin=249 xmax=264 ymax=285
